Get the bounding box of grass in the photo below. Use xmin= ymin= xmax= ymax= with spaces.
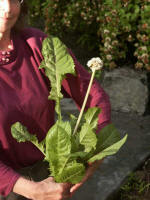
xmin=115 ymin=157 xmax=150 ymax=200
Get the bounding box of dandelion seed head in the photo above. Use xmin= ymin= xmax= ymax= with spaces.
xmin=87 ymin=57 xmax=103 ymax=72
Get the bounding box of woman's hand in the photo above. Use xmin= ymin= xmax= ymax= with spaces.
xmin=13 ymin=160 xmax=103 ymax=199
xmin=32 ymin=177 xmax=72 ymax=200
xmin=70 ymin=159 xmax=103 ymax=196
xmin=13 ymin=176 xmax=72 ymax=200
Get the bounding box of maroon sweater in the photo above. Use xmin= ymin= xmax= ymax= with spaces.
xmin=0 ymin=28 xmax=111 ymax=196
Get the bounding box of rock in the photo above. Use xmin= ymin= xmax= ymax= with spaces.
xmin=102 ymin=67 xmax=149 ymax=115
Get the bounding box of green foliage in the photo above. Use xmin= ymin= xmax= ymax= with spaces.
xmin=28 ymin=0 xmax=150 ymax=71
xmin=11 ymin=122 xmax=45 ymax=156
xmin=120 ymin=172 xmax=150 ymax=199
xmin=88 ymin=134 xmax=127 ymax=163
xmin=11 ymin=37 xmax=127 ymax=184
xmin=27 ymin=0 xmax=45 ymax=29
xmin=96 ymin=124 xmax=121 ymax=153
xmin=39 ymin=37 xmax=75 ymax=119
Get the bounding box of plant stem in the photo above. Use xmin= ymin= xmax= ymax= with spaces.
xmin=57 ymin=98 xmax=62 ymax=121
xmin=73 ymin=69 xmax=96 ymax=135
xmin=32 ymin=141 xmax=46 ymax=157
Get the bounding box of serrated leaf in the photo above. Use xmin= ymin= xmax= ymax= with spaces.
xmin=45 ymin=120 xmax=71 ymax=176
xmin=71 ymin=134 xmax=80 ymax=153
xmin=11 ymin=122 xmax=45 ymax=155
xmin=39 ymin=37 xmax=76 ymax=116
xmin=55 ymin=162 xmax=85 ymax=184
xmin=11 ymin=122 xmax=36 ymax=142
xmin=58 ymin=121 xmax=72 ymax=136
xmin=69 ymin=114 xmax=77 ymax=131
xmin=88 ymin=134 xmax=128 ymax=163
xmin=79 ymin=123 xmax=97 ymax=152
xmin=70 ymin=114 xmax=85 ymax=133
xmin=70 ymin=151 xmax=88 ymax=159
xmin=84 ymin=107 xmax=101 ymax=130
xmin=96 ymin=124 xmax=121 ymax=153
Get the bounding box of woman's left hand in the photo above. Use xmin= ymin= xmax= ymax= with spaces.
xmin=70 ymin=159 xmax=103 ymax=196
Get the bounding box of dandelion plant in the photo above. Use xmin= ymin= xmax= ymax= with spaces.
xmin=11 ymin=36 xmax=128 ymax=184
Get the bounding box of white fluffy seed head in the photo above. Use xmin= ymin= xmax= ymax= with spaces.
xmin=87 ymin=57 xmax=103 ymax=72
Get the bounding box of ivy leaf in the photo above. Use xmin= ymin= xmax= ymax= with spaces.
xmin=11 ymin=122 xmax=45 ymax=155
xmin=88 ymin=134 xmax=128 ymax=163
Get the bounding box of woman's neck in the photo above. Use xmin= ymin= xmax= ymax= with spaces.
xmin=0 ymin=30 xmax=12 ymax=51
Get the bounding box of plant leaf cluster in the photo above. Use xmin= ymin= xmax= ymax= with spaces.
xmin=11 ymin=37 xmax=127 ymax=184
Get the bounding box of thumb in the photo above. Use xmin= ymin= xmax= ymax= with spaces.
xmin=44 ymin=176 xmax=55 ymax=183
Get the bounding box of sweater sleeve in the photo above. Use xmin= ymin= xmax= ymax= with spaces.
xmin=0 ymin=161 xmax=20 ymax=197
xmin=62 ymin=50 xmax=111 ymax=131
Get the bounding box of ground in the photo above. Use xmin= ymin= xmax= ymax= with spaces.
xmin=116 ymin=157 xmax=150 ymax=200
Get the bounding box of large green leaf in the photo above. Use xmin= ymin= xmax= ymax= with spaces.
xmin=11 ymin=122 xmax=36 ymax=142
xmin=77 ymin=107 xmax=100 ymax=153
xmin=58 ymin=121 xmax=72 ymax=137
xmin=70 ymin=114 xmax=86 ymax=135
xmin=71 ymin=134 xmax=80 ymax=153
xmin=39 ymin=37 xmax=76 ymax=116
xmin=96 ymin=124 xmax=121 ymax=153
xmin=79 ymin=123 xmax=97 ymax=152
xmin=55 ymin=161 xmax=85 ymax=184
xmin=88 ymin=134 xmax=128 ymax=163
xmin=45 ymin=120 xmax=72 ymax=176
xmin=70 ymin=151 xmax=88 ymax=159
xmin=84 ymin=107 xmax=101 ymax=130
xmin=11 ymin=122 xmax=45 ymax=155
xmin=69 ymin=114 xmax=78 ymax=132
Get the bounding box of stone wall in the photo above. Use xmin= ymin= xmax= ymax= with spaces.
xmin=101 ymin=67 xmax=149 ymax=115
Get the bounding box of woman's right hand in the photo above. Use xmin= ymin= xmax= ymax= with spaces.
xmin=32 ymin=177 xmax=72 ymax=200
xmin=13 ymin=176 xmax=72 ymax=200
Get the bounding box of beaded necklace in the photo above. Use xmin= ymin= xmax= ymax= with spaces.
xmin=0 ymin=33 xmax=15 ymax=65
xmin=0 ymin=45 xmax=13 ymax=64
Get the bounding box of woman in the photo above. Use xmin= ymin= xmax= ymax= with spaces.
xmin=0 ymin=0 xmax=111 ymax=199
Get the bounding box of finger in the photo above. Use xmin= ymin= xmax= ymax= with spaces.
xmin=88 ymin=159 xmax=104 ymax=166
xmin=70 ymin=183 xmax=82 ymax=194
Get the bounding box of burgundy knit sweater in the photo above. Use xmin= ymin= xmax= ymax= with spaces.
xmin=0 ymin=28 xmax=111 ymax=196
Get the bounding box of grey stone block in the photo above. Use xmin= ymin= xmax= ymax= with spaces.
xmin=102 ymin=67 xmax=148 ymax=115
